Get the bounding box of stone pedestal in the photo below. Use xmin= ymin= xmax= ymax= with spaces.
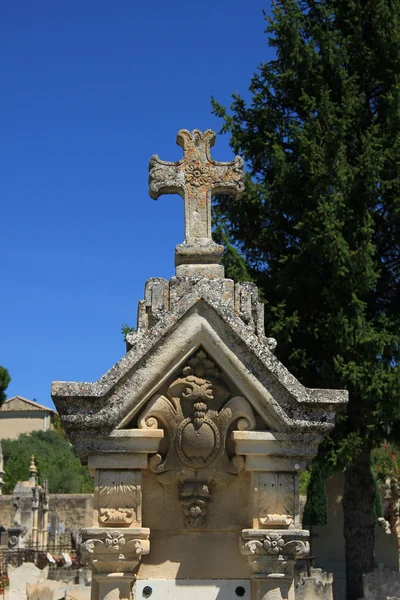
xmin=241 ymin=530 xmax=309 ymax=600
xmin=82 ymin=528 xmax=149 ymax=600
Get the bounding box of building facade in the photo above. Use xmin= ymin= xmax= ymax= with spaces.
xmin=0 ymin=396 xmax=56 ymax=439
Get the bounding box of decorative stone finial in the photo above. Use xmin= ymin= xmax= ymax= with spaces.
xmin=149 ymin=129 xmax=245 ymax=277
xmin=29 ymin=455 xmax=37 ymax=483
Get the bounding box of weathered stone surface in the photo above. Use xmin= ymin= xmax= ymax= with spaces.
xmin=27 ymin=581 xmax=90 ymax=600
xmin=295 ymin=568 xmax=333 ymax=600
xmin=8 ymin=562 xmax=48 ymax=593
xmin=363 ymin=567 xmax=400 ymax=600
xmin=149 ymin=129 xmax=244 ymax=277
xmin=51 ymin=129 xmax=348 ymax=600
xmin=52 ymin=275 xmax=347 ymax=460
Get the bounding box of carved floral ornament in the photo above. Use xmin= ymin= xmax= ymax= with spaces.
xmin=137 ymin=349 xmax=256 ymax=527
xmin=242 ymin=533 xmax=310 ymax=559
xmin=82 ymin=531 xmax=146 ymax=555
xmin=186 ymin=161 xmax=211 ymax=187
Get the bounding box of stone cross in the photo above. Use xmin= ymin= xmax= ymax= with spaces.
xmin=149 ymin=129 xmax=245 ymax=277
xmin=149 ymin=129 xmax=244 ymax=241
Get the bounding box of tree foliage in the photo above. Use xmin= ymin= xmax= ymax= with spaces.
xmin=0 ymin=367 xmax=11 ymax=407
xmin=212 ymin=1 xmax=400 ymax=597
xmin=2 ymin=430 xmax=93 ymax=494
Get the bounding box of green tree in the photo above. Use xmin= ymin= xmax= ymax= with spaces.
xmin=0 ymin=367 xmax=11 ymax=406
xmin=212 ymin=1 xmax=400 ymax=597
xmin=2 ymin=430 xmax=93 ymax=494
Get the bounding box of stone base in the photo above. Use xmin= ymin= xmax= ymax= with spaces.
xmin=175 ymin=239 xmax=225 ymax=277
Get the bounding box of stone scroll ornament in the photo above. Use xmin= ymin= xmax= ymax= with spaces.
xmin=138 ymin=350 xmax=256 ymax=528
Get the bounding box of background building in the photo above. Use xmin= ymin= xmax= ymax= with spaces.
xmin=0 ymin=396 xmax=55 ymax=439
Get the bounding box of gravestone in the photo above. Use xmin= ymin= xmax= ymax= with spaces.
xmin=52 ymin=129 xmax=348 ymax=600
xmin=8 ymin=456 xmax=49 ymax=549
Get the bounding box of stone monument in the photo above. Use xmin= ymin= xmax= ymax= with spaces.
xmin=52 ymin=129 xmax=348 ymax=600
xmin=8 ymin=455 xmax=49 ymax=549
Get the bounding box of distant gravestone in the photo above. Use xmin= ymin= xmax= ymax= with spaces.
xmin=8 ymin=456 xmax=49 ymax=549
xmin=49 ymin=513 xmax=59 ymax=537
xmin=363 ymin=567 xmax=400 ymax=600
xmin=52 ymin=129 xmax=347 ymax=600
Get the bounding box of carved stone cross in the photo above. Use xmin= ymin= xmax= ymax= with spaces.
xmin=149 ymin=129 xmax=245 ymax=277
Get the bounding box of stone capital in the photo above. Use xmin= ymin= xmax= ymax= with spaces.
xmin=81 ymin=527 xmax=150 ymax=575
xmin=241 ymin=529 xmax=310 ymax=560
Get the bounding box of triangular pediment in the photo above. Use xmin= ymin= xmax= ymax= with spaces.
xmin=118 ymin=344 xmax=274 ymax=433
xmin=52 ymin=286 xmax=347 ymax=459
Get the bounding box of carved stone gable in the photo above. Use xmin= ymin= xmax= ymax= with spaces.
xmin=137 ymin=349 xmax=255 ymax=527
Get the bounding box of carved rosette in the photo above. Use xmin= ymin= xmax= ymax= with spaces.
xmin=241 ymin=529 xmax=310 ymax=559
xmin=138 ymin=349 xmax=255 ymax=528
xmin=186 ymin=161 xmax=211 ymax=187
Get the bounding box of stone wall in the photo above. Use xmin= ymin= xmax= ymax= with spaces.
xmin=0 ymin=496 xmax=15 ymax=530
xmin=0 ymin=494 xmax=93 ymax=533
xmin=309 ymin=474 xmax=399 ymax=600
xmin=48 ymin=494 xmax=93 ymax=531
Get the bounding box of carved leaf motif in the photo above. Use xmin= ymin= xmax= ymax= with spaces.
xmin=138 ymin=393 xmax=179 ymax=431
xmin=82 ymin=539 xmax=104 ymax=554
xmin=282 ymin=540 xmax=310 ymax=558
xmin=99 ymin=471 xmax=139 ymax=509
xmin=98 ymin=471 xmax=140 ymax=526
xmin=219 ymin=396 xmax=256 ymax=431
xmin=244 ymin=540 xmax=263 ymax=555
xmin=258 ymin=473 xmax=295 ymax=526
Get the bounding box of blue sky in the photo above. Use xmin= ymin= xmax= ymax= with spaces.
xmin=1 ymin=0 xmax=274 ymax=408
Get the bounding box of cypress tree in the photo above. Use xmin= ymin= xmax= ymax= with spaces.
xmin=212 ymin=1 xmax=400 ymax=597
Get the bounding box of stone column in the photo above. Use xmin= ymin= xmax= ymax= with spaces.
xmin=82 ymin=528 xmax=150 ymax=600
xmin=81 ymin=430 xmax=163 ymax=600
xmin=241 ymin=529 xmax=309 ymax=600
xmin=41 ymin=479 xmax=49 ymax=549
xmin=32 ymin=495 xmax=39 ymax=546
xmin=233 ymin=431 xmax=316 ymax=600
xmin=29 ymin=455 xmax=39 ymax=546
